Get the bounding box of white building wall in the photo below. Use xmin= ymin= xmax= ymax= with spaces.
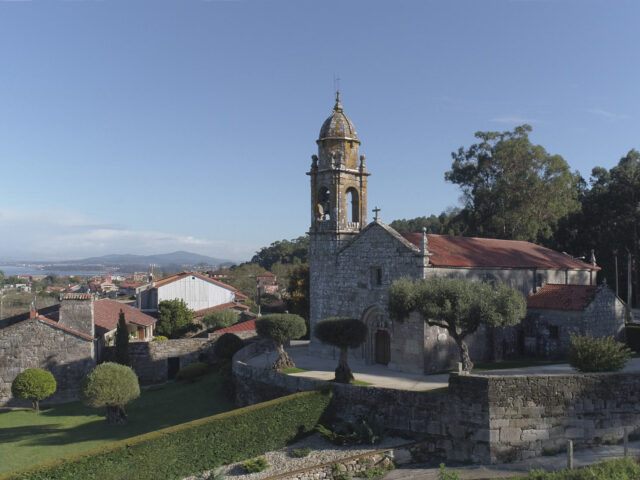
xmin=157 ymin=275 xmax=235 ymax=312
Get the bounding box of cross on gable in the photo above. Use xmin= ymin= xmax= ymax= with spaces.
xmin=372 ymin=206 xmax=381 ymax=221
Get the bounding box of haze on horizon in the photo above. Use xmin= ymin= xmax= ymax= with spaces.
xmin=1 ymin=0 xmax=638 ymax=263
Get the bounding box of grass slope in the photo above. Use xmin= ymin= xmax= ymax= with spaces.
xmin=0 ymin=371 xmax=234 ymax=474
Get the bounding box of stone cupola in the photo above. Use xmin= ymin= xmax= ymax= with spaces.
xmin=308 ymin=91 xmax=369 ymax=237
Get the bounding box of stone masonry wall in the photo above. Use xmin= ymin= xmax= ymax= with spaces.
xmin=486 ymin=373 xmax=640 ymax=462
xmin=58 ymin=296 xmax=94 ymax=338
xmin=0 ymin=318 xmax=95 ymax=406
xmin=233 ymin=343 xmax=640 ymax=464
xmin=103 ymin=338 xmax=217 ymax=384
xmin=310 ymin=223 xmax=428 ymax=372
xmin=233 ymin=343 xmax=491 ymax=462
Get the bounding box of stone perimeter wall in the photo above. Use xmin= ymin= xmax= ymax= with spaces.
xmin=233 ymin=343 xmax=640 ymax=464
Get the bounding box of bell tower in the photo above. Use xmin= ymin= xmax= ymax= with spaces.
xmin=307 ymin=91 xmax=369 ymax=243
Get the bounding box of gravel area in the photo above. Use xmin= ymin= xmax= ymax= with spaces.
xmin=183 ymin=433 xmax=408 ymax=480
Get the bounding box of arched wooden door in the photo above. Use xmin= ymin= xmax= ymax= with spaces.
xmin=375 ymin=330 xmax=390 ymax=365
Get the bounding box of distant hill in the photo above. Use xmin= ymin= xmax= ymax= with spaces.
xmin=59 ymin=251 xmax=233 ymax=268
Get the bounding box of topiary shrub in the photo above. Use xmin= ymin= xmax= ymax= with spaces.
xmin=214 ymin=333 xmax=245 ymax=360
xmin=569 ymin=334 xmax=633 ymax=372
xmin=11 ymin=368 xmax=57 ymax=413
xmin=242 ymin=457 xmax=269 ymax=473
xmin=176 ymin=362 xmax=208 ymax=381
xmin=314 ymin=317 xmax=367 ymax=383
xmin=81 ymin=362 xmax=140 ymax=424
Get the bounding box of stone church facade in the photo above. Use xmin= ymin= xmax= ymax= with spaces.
xmin=308 ymin=93 xmax=611 ymax=374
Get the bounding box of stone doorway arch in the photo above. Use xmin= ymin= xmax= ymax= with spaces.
xmin=361 ymin=306 xmax=392 ymax=365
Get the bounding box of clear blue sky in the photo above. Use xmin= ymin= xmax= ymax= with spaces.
xmin=1 ymin=0 xmax=638 ymax=262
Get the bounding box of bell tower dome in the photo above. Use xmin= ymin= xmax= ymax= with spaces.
xmin=307 ymin=91 xmax=369 ymax=238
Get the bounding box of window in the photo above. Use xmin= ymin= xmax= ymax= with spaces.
xmin=549 ymin=325 xmax=559 ymax=339
xmin=370 ymin=267 xmax=382 ymax=287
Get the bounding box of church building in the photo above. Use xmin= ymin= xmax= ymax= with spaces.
xmin=308 ymin=93 xmax=621 ymax=374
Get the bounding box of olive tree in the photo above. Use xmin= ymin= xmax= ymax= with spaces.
xmin=202 ymin=309 xmax=238 ymax=331
xmin=389 ymin=277 xmax=526 ymax=371
xmin=11 ymin=368 xmax=57 ymax=413
xmin=314 ymin=317 xmax=367 ymax=383
xmin=81 ymin=362 xmax=140 ymax=424
xmin=255 ymin=313 xmax=306 ymax=371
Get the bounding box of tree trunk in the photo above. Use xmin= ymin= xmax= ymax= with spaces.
xmin=334 ymin=347 xmax=354 ymax=384
xmin=33 ymin=400 xmax=39 ymax=414
xmin=271 ymin=342 xmax=296 ymax=371
xmin=106 ymin=405 xmax=127 ymax=425
xmin=452 ymin=334 xmax=473 ymax=372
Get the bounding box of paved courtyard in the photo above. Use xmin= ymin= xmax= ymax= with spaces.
xmin=247 ymin=341 xmax=640 ymax=391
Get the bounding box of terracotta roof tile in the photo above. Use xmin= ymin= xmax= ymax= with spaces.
xmin=401 ymin=233 xmax=600 ymax=271
xmin=94 ymin=299 xmax=156 ymax=332
xmin=216 ymin=318 xmax=256 ymax=334
xmin=526 ymin=284 xmax=599 ymax=311
xmin=150 ymin=271 xmax=242 ymax=294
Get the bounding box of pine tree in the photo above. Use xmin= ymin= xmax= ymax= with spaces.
xmin=115 ymin=309 xmax=129 ymax=365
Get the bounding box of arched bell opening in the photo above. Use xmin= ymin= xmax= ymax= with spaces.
xmin=316 ymin=186 xmax=331 ymax=221
xmin=346 ymin=187 xmax=359 ymax=223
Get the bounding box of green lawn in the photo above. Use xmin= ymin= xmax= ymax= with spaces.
xmin=0 ymin=371 xmax=235 ymax=475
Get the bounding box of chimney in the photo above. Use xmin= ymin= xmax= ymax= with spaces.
xmin=29 ymin=299 xmax=37 ymax=319
xmin=58 ymin=293 xmax=95 ymax=338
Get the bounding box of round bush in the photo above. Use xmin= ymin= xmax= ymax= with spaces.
xmin=215 ymin=333 xmax=245 ymax=360
xmin=11 ymin=368 xmax=57 ymax=413
xmin=81 ymin=362 xmax=140 ymax=424
xmin=569 ymin=334 xmax=632 ymax=372
xmin=153 ymin=335 xmax=168 ymax=341
xmin=255 ymin=313 xmax=307 ymax=344
xmin=176 ymin=362 xmax=208 ymax=381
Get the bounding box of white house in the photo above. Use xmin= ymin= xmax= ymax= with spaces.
xmin=136 ymin=271 xmax=247 ymax=315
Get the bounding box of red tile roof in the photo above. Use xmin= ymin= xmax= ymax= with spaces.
xmin=194 ymin=302 xmax=250 ymax=317
xmin=36 ymin=316 xmax=95 ymax=341
xmin=526 ymin=284 xmax=598 ymax=311
xmin=216 ymin=318 xmax=256 ymax=334
xmin=401 ymin=233 xmax=600 ymax=270
xmin=151 ymin=271 xmax=241 ymax=293
xmin=94 ymin=299 xmax=156 ymax=333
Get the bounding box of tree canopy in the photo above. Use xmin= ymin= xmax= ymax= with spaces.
xmin=445 ymin=125 xmax=580 ymax=242
xmin=11 ymin=368 xmax=57 ymax=414
xmin=389 ymin=277 xmax=526 ymax=371
xmin=202 ymin=309 xmax=238 ymax=331
xmin=156 ymin=299 xmax=196 ymax=338
xmin=251 ymin=236 xmax=309 ymax=270
xmin=81 ymin=362 xmax=140 ymax=424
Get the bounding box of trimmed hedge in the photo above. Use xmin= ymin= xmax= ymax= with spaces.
xmin=1 ymin=388 xmax=332 ymax=480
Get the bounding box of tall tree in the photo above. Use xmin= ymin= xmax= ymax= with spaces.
xmin=251 ymin=236 xmax=309 ymax=270
xmin=389 ymin=277 xmax=526 ymax=371
xmin=446 ymin=125 xmax=581 ymax=242
xmin=115 ymin=310 xmax=129 ymax=365
xmin=553 ymin=149 xmax=640 ymax=305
